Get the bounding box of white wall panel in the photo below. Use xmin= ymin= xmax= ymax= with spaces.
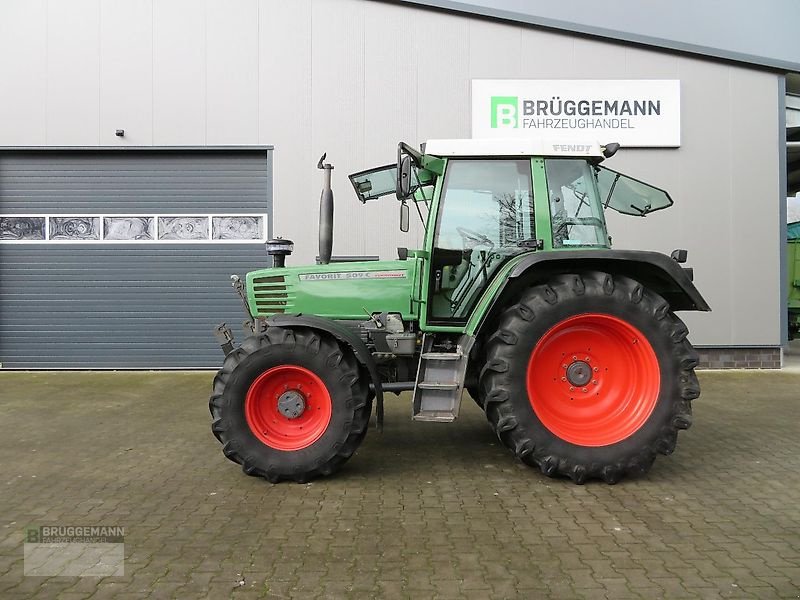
xmin=520 ymin=29 xmax=574 ymax=78
xmin=153 ymin=0 xmax=206 ymax=145
xmin=100 ymin=0 xmax=153 ymax=145
xmin=362 ymin=1 xmax=422 ymax=254
xmin=625 ymin=46 xmax=679 ymax=79
xmin=309 ymin=0 xmax=366 ymax=260
xmin=0 ymin=0 xmax=47 ymax=145
xmin=206 ymin=0 xmax=259 ymax=145
xmin=258 ymin=0 xmax=312 ymax=260
xmin=573 ymin=38 xmax=628 ymax=78
xmin=415 ymin=10 xmax=470 ymax=140
xmin=728 ymin=68 xmax=781 ymax=344
xmin=469 ymin=20 xmax=521 ymax=79
xmin=46 ymin=0 xmax=100 ymax=145
xmin=664 ymin=59 xmax=733 ymax=345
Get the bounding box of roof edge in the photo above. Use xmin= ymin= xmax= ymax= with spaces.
xmin=387 ymin=0 xmax=799 ymax=73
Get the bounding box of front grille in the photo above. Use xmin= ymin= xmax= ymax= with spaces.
xmin=251 ymin=275 xmax=294 ymax=314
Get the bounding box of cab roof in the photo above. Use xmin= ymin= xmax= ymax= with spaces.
xmin=423 ymin=138 xmax=606 ymax=158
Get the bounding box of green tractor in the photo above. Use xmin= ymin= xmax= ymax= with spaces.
xmin=789 ymin=220 xmax=800 ymax=340
xmin=210 ymin=139 xmax=710 ymax=484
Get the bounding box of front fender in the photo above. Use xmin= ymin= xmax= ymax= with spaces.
xmin=265 ymin=314 xmax=383 ymax=429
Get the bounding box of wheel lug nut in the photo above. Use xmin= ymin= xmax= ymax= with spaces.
xmin=582 ymin=387 xmax=588 ymax=393
xmin=592 ymin=380 xmax=598 ymax=385
xmin=572 ymin=356 xmax=577 ymax=361
xmin=593 ymin=367 xmax=599 ymax=372
xmin=569 ymin=386 xmax=575 ymax=391
xmin=561 ymin=377 xmax=567 ymax=382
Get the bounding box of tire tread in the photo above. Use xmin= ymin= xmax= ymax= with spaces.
xmin=209 ymin=326 xmax=371 ymax=483
xmin=479 ymin=271 xmax=699 ymax=484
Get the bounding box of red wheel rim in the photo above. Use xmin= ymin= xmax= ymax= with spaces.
xmin=245 ymin=365 xmax=332 ymax=451
xmin=526 ymin=313 xmax=660 ymax=447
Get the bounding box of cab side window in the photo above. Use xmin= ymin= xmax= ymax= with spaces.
xmin=545 ymin=159 xmax=608 ymax=248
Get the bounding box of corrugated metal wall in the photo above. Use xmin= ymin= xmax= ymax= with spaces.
xmin=0 ymin=150 xmax=272 ymax=368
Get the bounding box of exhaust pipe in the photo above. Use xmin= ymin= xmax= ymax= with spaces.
xmin=318 ymin=153 xmax=334 ymax=265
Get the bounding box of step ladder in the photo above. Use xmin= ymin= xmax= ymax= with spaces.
xmin=412 ymin=334 xmax=475 ymax=422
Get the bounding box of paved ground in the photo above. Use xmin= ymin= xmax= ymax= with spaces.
xmin=0 ymin=368 xmax=799 ymax=599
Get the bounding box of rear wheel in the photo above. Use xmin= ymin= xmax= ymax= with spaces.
xmin=210 ymin=326 xmax=371 ymax=483
xmin=480 ymin=272 xmax=699 ymax=484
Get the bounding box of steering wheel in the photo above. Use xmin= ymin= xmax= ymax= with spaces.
xmin=456 ymin=226 xmax=493 ymax=249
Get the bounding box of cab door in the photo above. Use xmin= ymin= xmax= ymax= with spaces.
xmin=421 ymin=159 xmax=536 ymax=329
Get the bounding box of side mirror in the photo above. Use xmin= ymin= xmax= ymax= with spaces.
xmin=397 ymin=155 xmax=413 ymax=199
xmin=400 ymin=201 xmax=409 ymax=232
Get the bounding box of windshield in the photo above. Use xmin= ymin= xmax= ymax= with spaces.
xmin=544 ymin=159 xmax=608 ymax=248
xmin=595 ymin=166 xmax=673 ymax=216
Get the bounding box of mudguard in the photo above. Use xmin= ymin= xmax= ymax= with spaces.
xmin=266 ymin=314 xmax=384 ymax=430
xmin=506 ymin=250 xmax=710 ymax=311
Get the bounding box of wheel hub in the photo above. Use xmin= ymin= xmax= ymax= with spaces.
xmin=277 ymin=390 xmax=306 ymax=419
xmin=565 ymin=360 xmax=592 ymax=387
xmin=244 ymin=365 xmax=332 ymax=451
xmin=526 ymin=313 xmax=660 ymax=447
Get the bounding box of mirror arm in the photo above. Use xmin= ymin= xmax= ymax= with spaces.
xmin=397 ymin=142 xmax=423 ymax=165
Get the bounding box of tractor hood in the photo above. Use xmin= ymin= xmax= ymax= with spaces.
xmin=245 ymin=259 xmax=421 ymax=321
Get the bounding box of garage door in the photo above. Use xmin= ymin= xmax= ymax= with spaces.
xmin=0 ymin=149 xmax=272 ymax=369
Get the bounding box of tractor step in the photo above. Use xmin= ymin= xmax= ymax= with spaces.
xmin=420 ymin=352 xmax=462 ymax=361
xmin=413 ymin=410 xmax=458 ymax=423
xmin=417 ymin=382 xmax=459 ymax=390
xmin=412 ymin=334 xmax=475 ymax=422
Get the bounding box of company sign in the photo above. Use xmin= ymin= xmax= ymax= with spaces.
xmin=472 ymin=80 xmax=680 ymax=147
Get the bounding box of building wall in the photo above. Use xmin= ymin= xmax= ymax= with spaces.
xmin=0 ymin=0 xmax=783 ymax=348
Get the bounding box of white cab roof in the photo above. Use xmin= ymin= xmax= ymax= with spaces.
xmin=424 ymin=138 xmax=606 ymax=158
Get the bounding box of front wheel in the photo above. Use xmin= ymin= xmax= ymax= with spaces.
xmin=480 ymin=272 xmax=699 ymax=484
xmin=209 ymin=326 xmax=371 ymax=483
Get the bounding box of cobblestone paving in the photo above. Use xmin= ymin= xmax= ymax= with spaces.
xmin=0 ymin=370 xmax=799 ymax=599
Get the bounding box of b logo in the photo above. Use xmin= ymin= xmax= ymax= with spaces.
xmin=491 ymin=96 xmax=518 ymax=128
xmin=26 ymin=527 xmax=39 ymax=543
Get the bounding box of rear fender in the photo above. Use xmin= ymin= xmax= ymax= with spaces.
xmin=473 ymin=249 xmax=710 ymax=336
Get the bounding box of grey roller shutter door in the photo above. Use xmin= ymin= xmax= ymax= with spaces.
xmin=0 ymin=149 xmax=272 ymax=369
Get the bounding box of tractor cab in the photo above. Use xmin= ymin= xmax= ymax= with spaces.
xmin=349 ymin=139 xmax=675 ymax=325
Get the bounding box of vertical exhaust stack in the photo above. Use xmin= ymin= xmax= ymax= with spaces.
xmin=318 ymin=153 xmax=334 ymax=265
